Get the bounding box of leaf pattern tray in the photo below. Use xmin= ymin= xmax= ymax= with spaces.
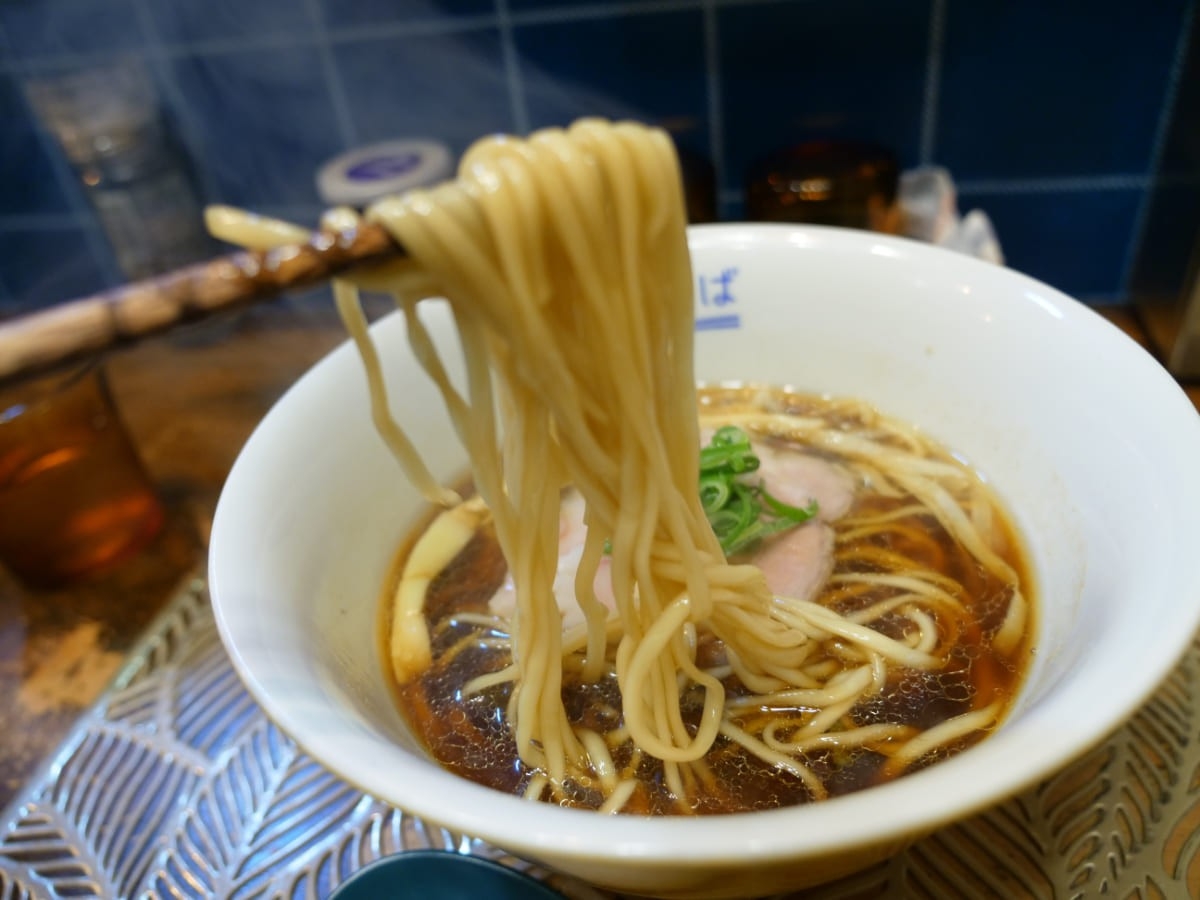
xmin=1 ymin=576 xmax=1199 ymax=899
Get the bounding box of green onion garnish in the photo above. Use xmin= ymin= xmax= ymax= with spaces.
xmin=700 ymin=426 xmax=817 ymax=557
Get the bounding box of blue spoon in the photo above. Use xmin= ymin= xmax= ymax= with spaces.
xmin=329 ymin=850 xmax=566 ymax=899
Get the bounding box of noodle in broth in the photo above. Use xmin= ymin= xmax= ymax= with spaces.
xmin=387 ymin=386 xmax=1033 ymax=814
xmin=208 ymin=118 xmax=1034 ymax=815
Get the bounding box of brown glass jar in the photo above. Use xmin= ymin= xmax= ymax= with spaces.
xmin=744 ymin=141 xmax=900 ymax=232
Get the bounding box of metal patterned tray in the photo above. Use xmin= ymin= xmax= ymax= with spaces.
xmin=2 ymin=576 xmax=1199 ymax=899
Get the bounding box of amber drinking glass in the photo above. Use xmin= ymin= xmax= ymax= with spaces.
xmin=0 ymin=363 xmax=164 ymax=588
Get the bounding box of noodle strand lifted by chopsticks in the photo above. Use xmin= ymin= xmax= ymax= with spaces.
xmin=363 ymin=121 xmax=759 ymax=784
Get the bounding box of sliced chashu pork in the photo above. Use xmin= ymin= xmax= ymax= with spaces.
xmin=489 ymin=438 xmax=855 ymax=630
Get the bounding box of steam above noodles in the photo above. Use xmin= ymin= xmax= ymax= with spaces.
xmin=209 ymin=119 xmax=1031 ymax=814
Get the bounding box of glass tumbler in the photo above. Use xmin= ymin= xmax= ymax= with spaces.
xmin=0 ymin=363 xmax=164 ymax=588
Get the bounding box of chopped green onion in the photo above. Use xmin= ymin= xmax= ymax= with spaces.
xmin=699 ymin=426 xmax=818 ymax=557
xmin=699 ymin=475 xmax=731 ymax=515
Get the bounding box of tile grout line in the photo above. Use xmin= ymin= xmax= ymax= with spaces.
xmin=327 ymin=14 xmax=498 ymax=44
xmin=152 ymin=32 xmax=318 ymax=57
xmin=958 ymin=174 xmax=1154 ymax=194
xmin=918 ymin=0 xmax=946 ymax=166
xmin=495 ymin=0 xmax=530 ymax=135
xmin=302 ymin=0 xmax=359 ymax=150
xmin=509 ymin=0 xmax=702 ymax=26
xmin=0 ymin=49 xmax=133 ymax=76
xmin=1116 ymin=0 xmax=1196 ymax=301
xmin=702 ymin=0 xmax=728 ymax=201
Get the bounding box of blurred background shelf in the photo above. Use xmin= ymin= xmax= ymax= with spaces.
xmin=1 ymin=0 xmax=1196 ymax=319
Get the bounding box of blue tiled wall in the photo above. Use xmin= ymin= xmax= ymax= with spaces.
xmin=0 ymin=0 xmax=1194 ymax=314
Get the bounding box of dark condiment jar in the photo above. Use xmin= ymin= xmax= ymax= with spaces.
xmin=744 ymin=141 xmax=900 ymax=232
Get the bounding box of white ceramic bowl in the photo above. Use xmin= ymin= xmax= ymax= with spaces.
xmin=210 ymin=224 xmax=1200 ymax=898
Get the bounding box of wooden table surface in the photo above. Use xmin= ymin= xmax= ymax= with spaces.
xmin=0 ymin=297 xmax=1195 ymax=813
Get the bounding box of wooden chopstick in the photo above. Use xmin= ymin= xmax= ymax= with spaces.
xmin=0 ymin=220 xmax=403 ymax=383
